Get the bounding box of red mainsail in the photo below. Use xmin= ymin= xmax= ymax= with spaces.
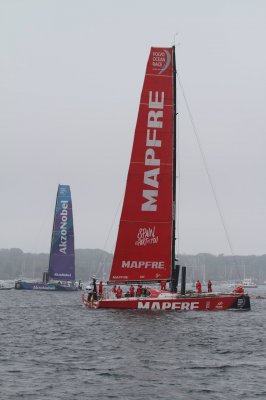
xmin=109 ymin=47 xmax=175 ymax=283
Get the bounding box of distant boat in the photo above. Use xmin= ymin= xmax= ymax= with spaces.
xmin=15 ymin=185 xmax=79 ymax=291
xmin=82 ymin=46 xmax=250 ymax=311
xmin=241 ymin=278 xmax=257 ymax=288
xmin=0 ymin=283 xmax=13 ymax=290
xmin=0 ymin=280 xmax=14 ymax=290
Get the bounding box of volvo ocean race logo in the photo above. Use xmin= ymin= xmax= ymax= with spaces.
xmin=135 ymin=226 xmax=158 ymax=246
xmin=152 ymin=50 xmax=171 ymax=75
xmin=59 ymin=200 xmax=68 ymax=254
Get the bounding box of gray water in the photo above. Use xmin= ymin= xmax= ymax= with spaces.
xmin=0 ymin=287 xmax=266 ymax=400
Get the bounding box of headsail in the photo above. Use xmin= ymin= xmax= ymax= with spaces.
xmin=48 ymin=185 xmax=75 ymax=281
xmin=109 ymin=47 xmax=175 ymax=283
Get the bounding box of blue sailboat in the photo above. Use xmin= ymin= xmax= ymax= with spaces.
xmin=15 ymin=185 xmax=79 ymax=291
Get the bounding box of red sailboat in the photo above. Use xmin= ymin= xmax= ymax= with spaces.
xmin=83 ymin=46 xmax=250 ymax=311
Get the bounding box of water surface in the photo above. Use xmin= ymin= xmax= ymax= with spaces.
xmin=0 ymin=287 xmax=265 ymax=399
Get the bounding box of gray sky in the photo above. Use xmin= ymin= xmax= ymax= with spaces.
xmin=0 ymin=0 xmax=266 ymax=256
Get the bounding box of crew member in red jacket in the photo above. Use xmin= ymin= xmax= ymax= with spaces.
xmin=116 ymin=286 xmax=123 ymax=299
xmin=207 ymin=279 xmax=212 ymax=293
xmin=129 ymin=284 xmax=135 ymax=297
xmin=196 ymin=280 xmax=202 ymax=294
xmin=160 ymin=280 xmax=166 ymax=290
xmin=136 ymin=284 xmax=142 ymax=297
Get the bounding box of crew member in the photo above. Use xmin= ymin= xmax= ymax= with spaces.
xmin=129 ymin=284 xmax=135 ymax=297
xmin=86 ymin=285 xmax=93 ymax=303
xmin=98 ymin=280 xmax=103 ymax=298
xmin=116 ymin=286 xmax=123 ymax=299
xmin=92 ymin=276 xmax=98 ymax=301
xmin=160 ymin=280 xmax=166 ymax=290
xmin=233 ymin=286 xmax=244 ymax=294
xmin=196 ymin=279 xmax=202 ymax=294
xmin=207 ymin=279 xmax=212 ymax=293
xmin=136 ymin=284 xmax=142 ymax=297
xmin=112 ymin=285 xmax=117 ymax=298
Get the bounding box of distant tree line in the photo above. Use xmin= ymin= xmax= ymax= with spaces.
xmin=178 ymin=253 xmax=266 ymax=283
xmin=0 ymin=248 xmax=112 ymax=282
xmin=0 ymin=248 xmax=266 ymax=283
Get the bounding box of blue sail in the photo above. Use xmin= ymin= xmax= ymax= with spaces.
xmin=48 ymin=185 xmax=75 ymax=281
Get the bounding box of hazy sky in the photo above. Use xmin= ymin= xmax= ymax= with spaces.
xmin=0 ymin=0 xmax=266 ymax=255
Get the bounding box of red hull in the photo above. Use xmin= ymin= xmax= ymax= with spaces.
xmin=82 ymin=288 xmax=250 ymax=311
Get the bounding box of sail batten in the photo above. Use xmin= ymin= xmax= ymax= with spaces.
xmin=109 ymin=47 xmax=175 ymax=283
xmin=48 ymin=185 xmax=75 ymax=282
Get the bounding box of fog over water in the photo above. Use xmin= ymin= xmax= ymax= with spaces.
xmin=1 ymin=0 xmax=266 ymax=256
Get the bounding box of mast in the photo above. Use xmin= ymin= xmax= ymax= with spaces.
xmin=171 ymin=45 xmax=177 ymax=286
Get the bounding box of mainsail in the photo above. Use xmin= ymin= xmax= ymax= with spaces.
xmin=109 ymin=47 xmax=175 ymax=283
xmin=48 ymin=185 xmax=75 ymax=281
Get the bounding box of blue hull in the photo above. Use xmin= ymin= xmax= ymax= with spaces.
xmin=14 ymin=281 xmax=78 ymax=291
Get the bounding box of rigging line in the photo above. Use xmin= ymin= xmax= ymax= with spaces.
xmin=102 ymin=193 xmax=123 ymax=252
xmin=97 ymin=193 xmax=124 ymax=276
xmin=176 ymin=71 xmax=235 ymax=256
xmin=96 ymin=196 xmax=124 ymax=280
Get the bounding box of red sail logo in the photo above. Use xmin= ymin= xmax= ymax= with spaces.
xmin=151 ymin=50 xmax=171 ymax=74
xmin=135 ymin=226 xmax=158 ymax=246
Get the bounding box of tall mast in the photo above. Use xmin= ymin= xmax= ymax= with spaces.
xmin=171 ymin=46 xmax=177 ymax=280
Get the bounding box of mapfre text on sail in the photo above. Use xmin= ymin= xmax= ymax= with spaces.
xmin=142 ymin=91 xmax=164 ymax=212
